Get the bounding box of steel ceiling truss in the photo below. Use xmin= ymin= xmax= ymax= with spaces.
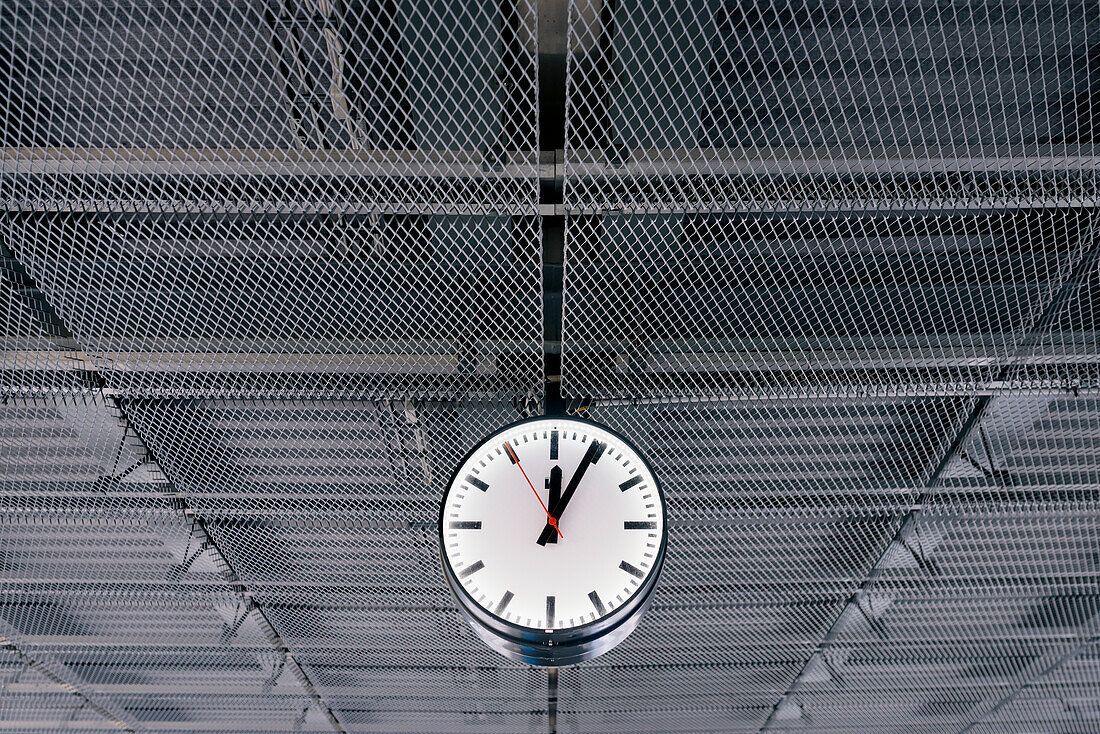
xmin=1 ymin=0 xmax=1099 ymax=733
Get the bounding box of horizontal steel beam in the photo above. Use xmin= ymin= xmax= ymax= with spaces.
xmin=566 ymin=145 xmax=1100 ymax=176
xmin=2 ymin=200 xmax=541 ymax=216
xmin=9 ymin=673 xmax=1090 ymax=699
xmin=584 ymin=382 xmax=1097 ymax=403
xmin=2 ymin=346 xmax=1096 ymax=374
xmin=0 ymin=722 xmax=332 ymax=733
xmin=7 ymin=199 xmax=1093 ymax=217
xmin=2 ymin=381 xmax=1095 ymax=404
xmin=561 ymin=199 xmax=1100 ymax=215
xmin=7 ymin=567 xmax=1099 ymax=591
xmin=2 ymin=147 xmax=548 ymax=180
xmin=7 ymin=146 xmax=1094 ymax=180
xmin=0 ymin=349 xmax=471 ymax=373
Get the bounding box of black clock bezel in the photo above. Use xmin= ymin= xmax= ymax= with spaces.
xmin=438 ymin=414 xmax=668 ymax=666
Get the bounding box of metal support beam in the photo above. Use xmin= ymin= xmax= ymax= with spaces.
xmin=0 ymin=722 xmax=333 ymax=733
xmin=1 ymin=146 xmax=546 ymax=179
xmin=3 ymin=378 xmax=1097 ymax=404
xmin=561 ymin=199 xmax=1100 ymax=216
xmin=538 ymin=0 xmax=569 ymax=417
xmin=8 ymin=146 xmax=1095 ymax=179
xmin=565 ymin=145 xmax=1100 ymax=176
xmin=6 ymin=346 xmax=1096 ymax=374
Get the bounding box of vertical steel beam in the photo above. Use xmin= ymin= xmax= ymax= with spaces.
xmin=538 ymin=0 xmax=569 ymax=416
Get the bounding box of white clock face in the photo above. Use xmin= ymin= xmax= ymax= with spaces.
xmin=441 ymin=418 xmax=664 ymax=632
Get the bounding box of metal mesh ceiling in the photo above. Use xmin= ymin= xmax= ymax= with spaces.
xmin=2 ymin=0 xmax=543 ymax=402
xmin=1 ymin=1 xmax=1098 ymax=733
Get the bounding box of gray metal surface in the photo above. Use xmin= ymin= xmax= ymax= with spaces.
xmin=1 ymin=0 xmax=1098 ymax=733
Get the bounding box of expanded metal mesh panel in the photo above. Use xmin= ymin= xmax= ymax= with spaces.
xmin=4 ymin=211 xmax=542 ymax=401
xmin=1 ymin=0 xmax=1098 ymax=733
xmin=118 ymin=398 xmax=517 ymax=513
xmin=939 ymin=393 xmax=1100 ymax=507
xmin=0 ymin=652 xmax=121 ymax=734
xmin=111 ymin=397 xmax=552 ymax=724
xmin=0 ymin=393 xmax=340 ymax=731
xmin=969 ymin=641 xmax=1100 ymax=732
xmin=563 ymin=0 xmax=1099 ymax=212
xmin=555 ymin=599 xmax=830 ymax=732
xmin=0 ymin=258 xmax=85 ymax=392
xmin=560 ymin=0 xmax=1099 ymax=400
xmin=557 ymin=657 xmax=797 ymax=734
xmin=560 ymin=208 xmax=1096 ymax=400
xmin=314 ymin=663 xmax=549 ymax=733
xmin=2 ymin=0 xmax=539 ymax=213
xmin=555 ymin=394 xmax=1100 ymax=733
xmin=575 ymin=397 xmax=973 ymax=517
xmin=0 ymin=641 xmax=336 ymax=732
xmin=1013 ymin=253 xmax=1100 ymax=389
xmin=1 ymin=0 xmax=543 ymax=402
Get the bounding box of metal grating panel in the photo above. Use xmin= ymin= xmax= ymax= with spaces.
xmin=560 ymin=0 xmax=1100 ymax=400
xmin=563 ymin=0 xmax=1099 ymax=212
xmin=560 ymin=209 xmax=1097 ymax=398
xmin=555 ymin=394 xmax=1100 ymax=734
xmin=2 ymin=0 xmax=543 ymax=402
xmin=3 ymin=0 xmax=540 ymax=213
xmin=4 ymin=211 xmax=542 ymax=400
xmin=1 ymin=0 xmax=1098 ymax=732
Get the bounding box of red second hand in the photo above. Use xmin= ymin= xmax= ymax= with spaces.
xmin=504 ymin=443 xmax=563 ymax=538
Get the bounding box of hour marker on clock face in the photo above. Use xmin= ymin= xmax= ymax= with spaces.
xmin=588 ymin=590 xmax=606 ymax=615
xmin=494 ymin=591 xmax=514 ymax=615
xmin=439 ymin=417 xmax=666 ymax=665
xmin=459 ymin=560 xmax=485 ymax=578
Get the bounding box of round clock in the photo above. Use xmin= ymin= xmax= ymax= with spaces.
xmin=439 ymin=416 xmax=666 ymax=666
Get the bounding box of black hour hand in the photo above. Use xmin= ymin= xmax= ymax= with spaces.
xmin=544 ymin=466 xmax=562 ymax=544
xmin=538 ymin=440 xmax=603 ymax=545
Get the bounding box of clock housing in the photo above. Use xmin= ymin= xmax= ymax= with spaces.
xmin=438 ymin=416 xmax=667 ymax=666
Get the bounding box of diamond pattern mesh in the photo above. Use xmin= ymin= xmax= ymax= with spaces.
xmin=563 ymin=0 xmax=1099 ymax=212
xmin=2 ymin=0 xmax=543 ymax=402
xmin=553 ymin=1 xmax=1099 ymax=732
xmin=1 ymin=0 xmax=1098 ymax=733
xmin=560 ymin=209 xmax=1097 ymax=399
xmin=5 ymin=211 xmax=542 ymax=400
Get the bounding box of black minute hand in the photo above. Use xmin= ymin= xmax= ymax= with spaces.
xmin=538 ymin=440 xmax=603 ymax=545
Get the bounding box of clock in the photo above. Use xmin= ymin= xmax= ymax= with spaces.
xmin=439 ymin=416 xmax=667 ymax=666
